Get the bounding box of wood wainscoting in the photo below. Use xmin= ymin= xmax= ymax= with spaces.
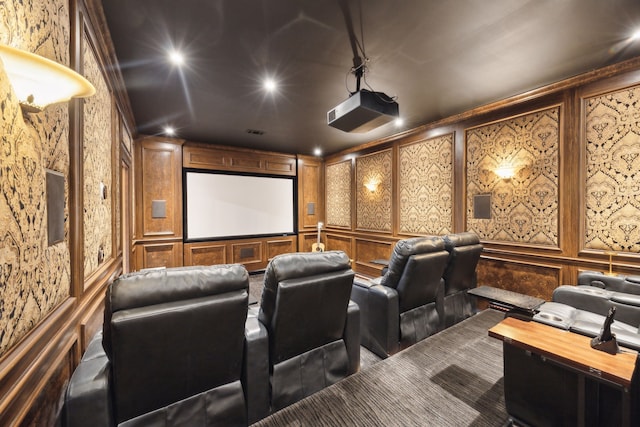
xmin=184 ymin=235 xmax=297 ymax=272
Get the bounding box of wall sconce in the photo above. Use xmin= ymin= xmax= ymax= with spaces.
xmin=495 ymin=165 xmax=516 ymax=180
xmin=0 ymin=44 xmax=95 ymax=113
xmin=364 ymin=179 xmax=380 ymax=193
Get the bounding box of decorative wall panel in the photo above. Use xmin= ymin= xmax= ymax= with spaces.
xmin=466 ymin=107 xmax=560 ymax=245
xmin=326 ymin=160 xmax=352 ymax=228
xmin=477 ymin=258 xmax=560 ymax=301
xmin=399 ymin=133 xmax=453 ymax=235
xmin=356 ymin=150 xmax=393 ymax=232
xmin=83 ymin=35 xmax=113 ymax=277
xmin=584 ymin=85 xmax=640 ymax=252
xmin=0 ymin=0 xmax=71 ymax=357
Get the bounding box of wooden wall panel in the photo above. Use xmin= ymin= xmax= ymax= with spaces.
xmin=137 ymin=138 xmax=183 ymax=238
xmin=477 ymin=257 xmax=561 ymax=300
xmin=183 ymin=236 xmax=297 ymax=272
xmin=326 ymin=233 xmax=353 ymax=256
xmin=184 ymin=242 xmax=227 ymax=266
xmin=19 ymin=351 xmax=73 ymax=427
xmin=298 ymin=156 xmax=323 ymax=231
xmin=140 ymin=242 xmax=183 ymax=269
xmin=354 ymin=238 xmax=394 ymax=277
xmin=231 ymin=241 xmax=263 ymax=269
xmin=183 ymin=143 xmax=296 ymax=176
xmin=266 ymin=238 xmax=297 ymax=260
xmin=300 ymin=232 xmax=320 ymax=252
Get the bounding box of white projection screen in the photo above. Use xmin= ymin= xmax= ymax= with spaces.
xmin=185 ymin=171 xmax=296 ymax=240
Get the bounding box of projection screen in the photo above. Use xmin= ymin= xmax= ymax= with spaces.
xmin=185 ymin=170 xmax=296 ymax=241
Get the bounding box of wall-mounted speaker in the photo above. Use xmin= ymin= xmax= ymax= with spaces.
xmin=473 ymin=194 xmax=491 ymax=219
xmin=239 ymin=248 xmax=255 ymax=259
xmin=151 ymin=200 xmax=167 ymax=218
xmin=46 ymin=169 xmax=65 ymax=245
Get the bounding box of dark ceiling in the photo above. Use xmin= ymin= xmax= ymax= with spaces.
xmin=101 ymin=0 xmax=640 ymax=156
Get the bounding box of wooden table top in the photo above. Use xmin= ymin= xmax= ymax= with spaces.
xmin=489 ymin=317 xmax=638 ymax=388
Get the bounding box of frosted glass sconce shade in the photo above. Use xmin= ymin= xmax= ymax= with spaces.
xmin=495 ymin=165 xmax=516 ymax=180
xmin=0 ymin=44 xmax=95 ymax=112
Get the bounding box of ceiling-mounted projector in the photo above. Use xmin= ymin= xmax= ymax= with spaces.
xmin=327 ymin=89 xmax=399 ymax=133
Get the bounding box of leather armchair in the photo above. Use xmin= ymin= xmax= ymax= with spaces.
xmin=350 ymin=236 xmax=449 ymax=358
xmin=256 ymin=251 xmax=360 ymax=413
xmin=442 ymin=232 xmax=483 ymax=327
xmin=64 ymin=265 xmax=269 ymax=427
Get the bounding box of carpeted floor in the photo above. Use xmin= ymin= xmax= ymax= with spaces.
xmin=252 ymin=309 xmax=509 ymax=426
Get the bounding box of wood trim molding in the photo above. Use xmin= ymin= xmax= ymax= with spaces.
xmin=183 ymin=143 xmax=297 ymax=176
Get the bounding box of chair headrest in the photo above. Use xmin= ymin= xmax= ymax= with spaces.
xmin=107 ymin=264 xmax=249 ymax=313
xmin=381 ymin=236 xmax=445 ymax=288
xmin=263 ymin=251 xmax=351 ymax=287
xmin=443 ymin=232 xmax=481 ymax=251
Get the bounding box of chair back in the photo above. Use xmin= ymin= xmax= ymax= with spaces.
xmin=259 ymin=251 xmax=354 ymax=364
xmin=442 ymin=232 xmax=483 ymax=296
xmin=103 ymin=265 xmax=249 ymax=424
xmin=382 ymin=237 xmax=449 ymax=313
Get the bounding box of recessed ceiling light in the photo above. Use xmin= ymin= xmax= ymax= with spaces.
xmin=263 ymin=78 xmax=277 ymax=92
xmin=394 ymin=118 xmax=404 ymax=127
xmin=168 ymin=50 xmax=184 ymax=66
xmin=164 ymin=126 xmax=175 ymax=136
xmin=313 ymin=147 xmax=322 ymax=156
xmin=632 ymin=29 xmax=640 ymax=41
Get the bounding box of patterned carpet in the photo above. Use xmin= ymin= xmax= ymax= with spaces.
xmin=252 ymin=309 xmax=509 ymax=426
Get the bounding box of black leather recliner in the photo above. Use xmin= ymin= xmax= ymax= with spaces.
xmin=256 ymin=250 xmax=360 ymax=413
xmin=63 ymin=265 xmax=269 ymax=427
xmin=533 ymin=271 xmax=640 ymax=350
xmin=505 ymin=271 xmax=640 ymax=426
xmin=350 ymin=236 xmax=449 ymax=358
xmin=442 ymin=232 xmax=483 ymax=328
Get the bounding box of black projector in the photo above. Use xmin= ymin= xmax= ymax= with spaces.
xmin=327 ymin=89 xmax=399 ymax=133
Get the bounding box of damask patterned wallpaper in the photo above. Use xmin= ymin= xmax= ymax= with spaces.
xmin=356 ymin=150 xmax=393 ymax=232
xmin=0 ymin=0 xmax=71 ymax=357
xmin=585 ymin=85 xmax=640 ymax=252
xmin=83 ymin=36 xmax=113 ymax=277
xmin=466 ymin=107 xmax=560 ymax=245
xmin=326 ymin=160 xmax=352 ymax=228
xmin=399 ymin=134 xmax=453 ymax=235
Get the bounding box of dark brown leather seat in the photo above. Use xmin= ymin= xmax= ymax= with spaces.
xmin=256 ymin=250 xmax=360 ymax=413
xmin=350 ymin=236 xmax=449 ymax=358
xmin=64 ymin=265 xmax=269 ymax=427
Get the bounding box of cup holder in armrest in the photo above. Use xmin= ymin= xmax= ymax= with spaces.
xmin=538 ymin=312 xmax=564 ymax=323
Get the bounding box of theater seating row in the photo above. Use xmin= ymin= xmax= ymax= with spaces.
xmin=351 ymin=232 xmax=483 ymax=358
xmin=63 ymin=232 xmax=483 ymax=426
xmin=63 ymin=251 xmax=359 ymax=427
xmin=533 ymin=271 xmax=640 ymax=350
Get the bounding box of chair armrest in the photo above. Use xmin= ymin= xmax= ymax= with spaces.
xmin=552 ymin=285 xmax=614 ymax=317
xmin=244 ymin=311 xmax=270 ymax=424
xmin=611 ymin=293 xmax=640 ymax=307
xmin=63 ymin=333 xmax=113 ymax=427
xmin=350 ymin=280 xmax=399 ymax=359
xmin=344 ymin=300 xmax=361 ymax=374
